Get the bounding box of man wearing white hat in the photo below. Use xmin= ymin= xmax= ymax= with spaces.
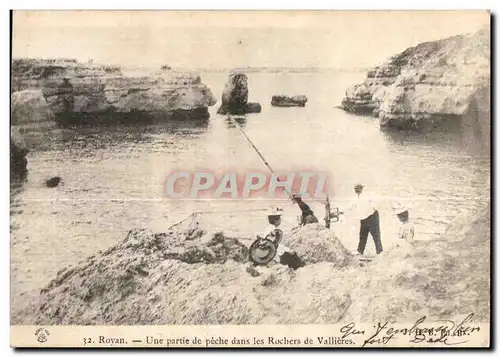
xmin=349 ymin=183 xmax=383 ymax=255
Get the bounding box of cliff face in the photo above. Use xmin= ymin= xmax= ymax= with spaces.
xmin=11 ymin=89 xmax=55 ymax=125
xmin=10 ymin=90 xmax=59 ymax=175
xmin=341 ymin=27 xmax=490 ymax=131
xmin=12 ymin=59 xmax=217 ymax=124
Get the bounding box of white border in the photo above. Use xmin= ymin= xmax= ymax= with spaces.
xmin=2 ymin=1 xmax=498 ymax=357
xmin=2 ymin=1 xmax=499 ymax=10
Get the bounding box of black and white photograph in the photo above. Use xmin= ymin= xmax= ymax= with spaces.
xmin=9 ymin=10 xmax=491 ymax=348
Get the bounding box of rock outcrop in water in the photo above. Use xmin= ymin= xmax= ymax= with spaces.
xmin=341 ymin=27 xmax=490 ymax=131
xmin=11 ymin=58 xmax=217 ymax=125
xmin=12 ymin=205 xmax=490 ymax=325
xmin=217 ymin=72 xmax=262 ymax=115
xmin=271 ymin=95 xmax=307 ymax=107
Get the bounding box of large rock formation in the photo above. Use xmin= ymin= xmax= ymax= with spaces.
xmin=271 ymin=95 xmax=307 ymax=107
xmin=11 ymin=204 xmax=490 ymax=325
xmin=11 ymin=58 xmax=217 ymax=124
xmin=217 ymin=72 xmax=262 ymax=115
xmin=10 ymin=90 xmax=55 ymax=177
xmin=10 ymin=89 xmax=60 ymax=175
xmin=11 ymin=90 xmax=55 ymax=125
xmin=341 ymin=27 xmax=490 ymax=131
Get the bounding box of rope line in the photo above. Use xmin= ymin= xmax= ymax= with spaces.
xmin=167 ymin=212 xmax=197 ymax=230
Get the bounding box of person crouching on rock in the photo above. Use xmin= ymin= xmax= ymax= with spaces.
xmin=263 ymin=207 xmax=305 ymax=270
xmin=260 ymin=207 xmax=290 ymax=261
xmin=262 ymin=207 xmax=284 ymax=246
xmin=246 ymin=207 xmax=293 ymax=276
xmin=292 ymin=193 xmax=319 ymax=226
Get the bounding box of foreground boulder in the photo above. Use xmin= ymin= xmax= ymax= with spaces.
xmin=12 ymin=58 xmax=217 ymax=124
xmin=340 ymin=27 xmax=490 ymax=131
xmin=217 ymin=72 xmax=262 ymax=115
xmin=12 ymin=205 xmax=490 ymax=325
xmin=271 ymin=95 xmax=307 ymax=107
xmin=11 ymin=224 xmax=353 ymax=325
xmin=286 ymin=224 xmax=353 ymax=267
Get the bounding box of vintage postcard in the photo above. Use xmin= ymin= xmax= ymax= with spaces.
xmin=10 ymin=10 xmax=491 ymax=348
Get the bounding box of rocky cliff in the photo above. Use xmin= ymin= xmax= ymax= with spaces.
xmin=12 ymin=58 xmax=217 ymax=124
xmin=11 ymin=89 xmax=55 ymax=125
xmin=341 ymin=27 xmax=490 ymax=132
xmin=12 ymin=202 xmax=490 ymax=325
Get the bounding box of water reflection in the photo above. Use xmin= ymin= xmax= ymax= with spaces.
xmin=10 ymin=176 xmax=27 ymax=233
xmin=224 ymin=116 xmax=247 ymax=129
xmin=161 ymin=117 xmax=210 ymax=135
xmin=55 ymin=107 xmax=211 ymax=127
xmin=50 ymin=117 xmax=210 ymax=152
xmin=381 ymin=116 xmax=491 ymax=158
xmin=10 ymin=175 xmax=27 ymax=197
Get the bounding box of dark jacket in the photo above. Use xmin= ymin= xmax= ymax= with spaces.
xmin=297 ymin=200 xmax=314 ymax=217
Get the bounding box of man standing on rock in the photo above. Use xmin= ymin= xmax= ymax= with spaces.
xmin=349 ymin=184 xmax=383 ymax=255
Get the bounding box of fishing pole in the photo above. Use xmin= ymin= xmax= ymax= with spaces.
xmin=227 ymin=115 xmax=294 ymax=200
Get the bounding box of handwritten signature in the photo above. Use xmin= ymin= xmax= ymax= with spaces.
xmin=339 ymin=313 xmax=481 ymax=347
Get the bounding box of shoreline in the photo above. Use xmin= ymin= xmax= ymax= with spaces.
xmin=11 ymin=201 xmax=490 ymax=325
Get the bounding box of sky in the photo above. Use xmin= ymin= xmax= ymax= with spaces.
xmin=12 ymin=10 xmax=489 ymax=69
